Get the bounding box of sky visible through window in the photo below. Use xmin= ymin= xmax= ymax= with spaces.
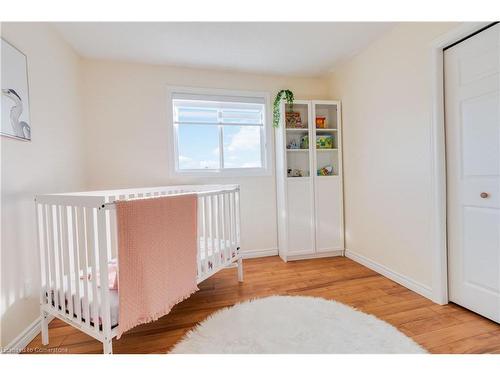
xmin=176 ymin=104 xmax=263 ymax=170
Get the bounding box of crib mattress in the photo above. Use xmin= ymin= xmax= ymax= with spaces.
xmin=46 ymin=279 xmax=119 ymax=329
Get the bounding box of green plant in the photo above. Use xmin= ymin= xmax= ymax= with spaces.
xmin=273 ymin=89 xmax=294 ymax=128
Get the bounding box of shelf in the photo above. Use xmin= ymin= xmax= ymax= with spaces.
xmin=278 ymin=100 xmax=343 ymax=260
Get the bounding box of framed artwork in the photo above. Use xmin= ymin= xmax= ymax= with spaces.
xmin=1 ymin=38 xmax=31 ymax=141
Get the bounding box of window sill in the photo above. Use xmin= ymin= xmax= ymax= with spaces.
xmin=171 ymin=167 xmax=271 ymax=178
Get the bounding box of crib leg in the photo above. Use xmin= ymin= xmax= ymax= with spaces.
xmin=237 ymin=257 xmax=244 ymax=283
xmin=41 ymin=310 xmax=50 ymax=346
xmin=103 ymin=337 xmax=113 ymax=354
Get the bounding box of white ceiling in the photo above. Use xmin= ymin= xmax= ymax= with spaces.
xmin=53 ymin=22 xmax=395 ymax=77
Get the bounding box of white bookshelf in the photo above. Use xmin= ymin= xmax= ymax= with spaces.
xmin=275 ymin=99 xmax=344 ymax=261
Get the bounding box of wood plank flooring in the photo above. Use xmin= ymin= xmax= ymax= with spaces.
xmin=24 ymin=256 xmax=500 ymax=354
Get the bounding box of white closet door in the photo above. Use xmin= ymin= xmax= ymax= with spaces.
xmin=445 ymin=23 xmax=500 ymax=322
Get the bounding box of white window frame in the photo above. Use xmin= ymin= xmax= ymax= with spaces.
xmin=167 ymin=86 xmax=272 ymax=177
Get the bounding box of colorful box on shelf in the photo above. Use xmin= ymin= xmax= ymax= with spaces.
xmin=316 ymin=135 xmax=334 ymax=149
xmin=315 ymin=116 xmax=327 ymax=129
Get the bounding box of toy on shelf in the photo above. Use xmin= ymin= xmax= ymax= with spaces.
xmin=316 ymin=135 xmax=334 ymax=149
xmin=317 ymin=165 xmax=334 ymax=176
xmin=315 ymin=116 xmax=327 ymax=129
xmin=300 ymin=135 xmax=309 ymax=149
xmin=288 ymin=168 xmax=307 ymax=178
xmin=287 ymin=139 xmax=300 ymax=149
xmin=285 ymin=112 xmax=305 ymax=128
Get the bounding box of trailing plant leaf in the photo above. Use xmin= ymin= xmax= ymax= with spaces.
xmin=273 ymin=89 xmax=294 ymax=128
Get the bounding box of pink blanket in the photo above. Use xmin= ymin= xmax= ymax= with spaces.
xmin=115 ymin=194 xmax=199 ymax=338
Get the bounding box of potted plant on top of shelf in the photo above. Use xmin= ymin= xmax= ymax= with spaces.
xmin=273 ymin=89 xmax=294 ymax=128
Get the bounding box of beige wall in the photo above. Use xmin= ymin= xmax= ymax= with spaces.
xmin=1 ymin=23 xmax=86 ymax=346
xmin=328 ymin=22 xmax=459 ymax=292
xmin=81 ymin=60 xmax=329 ymax=256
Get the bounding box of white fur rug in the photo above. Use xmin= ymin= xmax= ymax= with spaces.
xmin=170 ymin=296 xmax=426 ymax=354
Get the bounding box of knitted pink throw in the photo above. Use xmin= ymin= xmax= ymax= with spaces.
xmin=115 ymin=194 xmax=198 ymax=338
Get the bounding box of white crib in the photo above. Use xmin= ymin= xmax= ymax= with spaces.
xmin=35 ymin=184 xmax=242 ymax=354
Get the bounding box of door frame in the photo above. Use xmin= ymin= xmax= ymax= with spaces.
xmin=430 ymin=22 xmax=493 ymax=304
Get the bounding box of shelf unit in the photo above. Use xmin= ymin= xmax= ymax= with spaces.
xmin=275 ymin=99 xmax=344 ymax=261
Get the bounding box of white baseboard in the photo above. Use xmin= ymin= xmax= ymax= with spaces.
xmin=241 ymin=248 xmax=278 ymax=259
xmin=2 ymin=315 xmax=53 ymax=354
xmin=345 ymin=249 xmax=434 ymax=301
xmin=285 ymin=250 xmax=344 ymax=262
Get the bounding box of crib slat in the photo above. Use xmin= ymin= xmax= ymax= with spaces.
xmin=221 ymin=194 xmax=227 ymax=263
xmin=61 ymin=206 xmax=74 ymax=318
xmin=41 ymin=204 xmax=50 ymax=306
xmin=97 ymin=207 xmax=112 ymax=336
xmin=46 ymin=205 xmax=59 ymax=311
xmin=55 ymin=206 xmax=66 ymax=312
xmin=110 ymin=209 xmax=118 ymax=261
xmin=78 ymin=207 xmax=91 ymax=329
xmin=71 ymin=206 xmax=82 ymax=322
xmin=56 ymin=209 xmax=68 ymax=314
xmin=196 ymin=197 xmax=202 ymax=278
xmin=202 ymin=196 xmax=209 ymax=274
xmin=213 ymin=194 xmax=220 ymax=269
xmin=85 ymin=208 xmax=100 ymax=332
xmin=219 ymin=193 xmax=226 ymax=265
xmin=228 ymin=192 xmax=234 ymax=260
xmin=58 ymin=207 xmax=67 ymax=310
xmin=224 ymin=193 xmax=231 ymax=261
xmin=107 ymin=195 xmax=117 ymax=260
xmin=235 ymin=190 xmax=241 ymax=249
xmin=228 ymin=192 xmax=235 ymax=259
xmin=209 ymin=195 xmax=215 ymax=271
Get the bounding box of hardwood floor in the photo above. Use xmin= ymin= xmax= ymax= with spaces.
xmin=25 ymin=256 xmax=500 ymax=354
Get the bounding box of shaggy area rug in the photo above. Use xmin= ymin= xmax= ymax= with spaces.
xmin=170 ymin=295 xmax=426 ymax=354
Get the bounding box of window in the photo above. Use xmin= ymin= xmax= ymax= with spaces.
xmin=170 ymin=88 xmax=269 ymax=176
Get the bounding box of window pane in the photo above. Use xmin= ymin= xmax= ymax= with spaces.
xmin=178 ymin=124 xmax=220 ymax=170
xmin=221 ymin=108 xmax=262 ymax=125
xmin=223 ymin=126 xmax=262 ymax=168
xmin=177 ymin=106 xmax=218 ymax=123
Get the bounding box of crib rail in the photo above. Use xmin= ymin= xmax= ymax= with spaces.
xmin=35 ymin=184 xmax=241 ymax=353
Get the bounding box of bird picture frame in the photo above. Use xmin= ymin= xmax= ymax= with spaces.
xmin=1 ymin=38 xmax=31 ymax=141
